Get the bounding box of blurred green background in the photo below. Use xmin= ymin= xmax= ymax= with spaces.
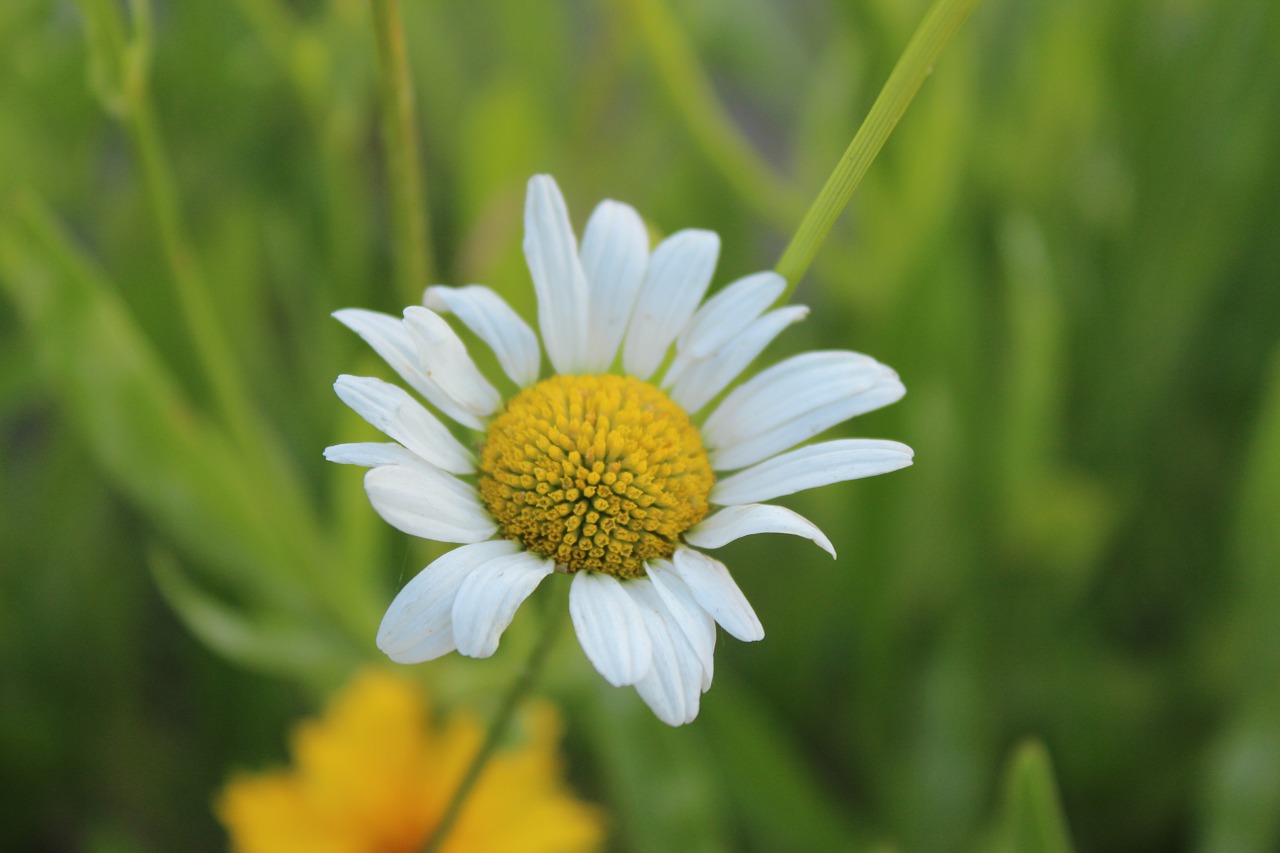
xmin=3 ymin=0 xmax=1279 ymax=850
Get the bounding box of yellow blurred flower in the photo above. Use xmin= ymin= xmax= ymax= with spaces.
xmin=217 ymin=670 xmax=605 ymax=853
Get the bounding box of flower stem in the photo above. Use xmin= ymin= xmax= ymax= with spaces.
xmin=421 ymin=592 xmax=565 ymax=853
xmin=370 ymin=0 xmax=435 ymax=297
xmin=774 ymin=0 xmax=981 ymax=298
xmin=77 ymin=0 xmax=261 ymax=458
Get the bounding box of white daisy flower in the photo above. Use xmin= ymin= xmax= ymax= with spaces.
xmin=326 ymin=175 xmax=913 ymax=726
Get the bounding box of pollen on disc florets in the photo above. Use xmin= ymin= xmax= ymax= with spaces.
xmin=478 ymin=374 xmax=714 ymax=579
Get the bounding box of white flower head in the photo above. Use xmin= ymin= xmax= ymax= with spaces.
xmin=327 ymin=175 xmax=912 ymax=726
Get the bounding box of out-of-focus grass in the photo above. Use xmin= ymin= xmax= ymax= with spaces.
xmin=1 ymin=0 xmax=1278 ymax=851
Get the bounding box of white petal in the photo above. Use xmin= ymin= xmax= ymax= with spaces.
xmin=333 ymin=308 xmax=483 ymax=430
xmin=622 ymin=229 xmax=720 ymax=380
xmin=424 ymin=285 xmax=541 ymax=388
xmin=646 ymin=560 xmax=717 ymax=691
xmin=658 ymin=348 xmax=697 ymax=391
xmin=661 ymin=273 xmax=783 ymax=392
xmin=676 ymin=271 xmax=785 ymax=359
xmin=628 ymin=580 xmax=703 ymax=726
xmin=332 ymin=308 xmax=418 ymax=384
xmin=711 ymin=374 xmax=904 ymax=471
xmin=569 ymin=571 xmax=653 ymax=687
xmin=704 ymin=351 xmax=885 ymax=442
xmin=711 ymin=439 xmax=914 ymax=506
xmin=451 ymin=551 xmax=555 ymax=658
xmin=580 ymin=199 xmax=649 ymax=372
xmin=376 ymin=540 xmax=521 ymax=663
xmin=669 ymin=305 xmax=808 ymax=414
xmin=323 ymin=442 xmax=420 ymax=468
xmin=523 ymin=175 xmax=589 ymax=374
xmin=703 ymin=351 xmax=904 ymax=453
xmin=402 ymin=306 xmax=501 ymax=417
xmin=364 ymin=463 xmax=498 ymax=543
xmin=671 ymin=547 xmax=764 ymax=643
xmin=685 ymin=504 xmax=835 ymax=558
xmin=333 ymin=375 xmax=474 ymax=474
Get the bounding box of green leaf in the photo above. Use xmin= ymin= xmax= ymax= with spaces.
xmin=703 ymin=676 xmax=873 ymax=853
xmin=773 ymin=0 xmax=982 ymax=294
xmin=995 ymin=211 xmax=1115 ymax=585
xmin=149 ymin=548 xmax=360 ymax=681
xmin=1198 ymin=710 xmax=1280 ymax=853
xmin=1226 ymin=348 xmax=1280 ymax=676
xmin=577 ymin=687 xmax=732 ymax=853
xmin=988 ymin=740 xmax=1075 ymax=853
xmin=1197 ymin=348 xmax=1280 ymax=852
xmin=0 ymin=195 xmax=318 ymax=611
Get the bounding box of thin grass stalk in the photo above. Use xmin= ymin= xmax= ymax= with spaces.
xmin=371 ymin=0 xmax=435 ymax=296
xmin=775 ymin=0 xmax=981 ymax=298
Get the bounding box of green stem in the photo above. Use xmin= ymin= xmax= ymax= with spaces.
xmin=229 ymin=0 xmax=368 ymax=302
xmin=128 ymin=102 xmax=249 ymax=428
xmin=231 ymin=0 xmax=311 ymax=105
xmin=624 ymin=0 xmax=804 ymax=227
xmin=421 ymin=593 xmax=565 ymax=853
xmin=371 ymin=0 xmax=435 ymax=297
xmin=775 ymin=0 xmax=981 ymax=298
xmin=76 ymin=0 xmax=368 ymax=641
xmin=78 ymin=0 xmax=262 ymax=457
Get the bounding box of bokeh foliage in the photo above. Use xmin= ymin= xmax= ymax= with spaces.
xmin=2 ymin=0 xmax=1279 ymax=851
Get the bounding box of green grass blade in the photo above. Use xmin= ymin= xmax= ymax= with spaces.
xmin=0 ymin=196 xmax=316 ymax=611
xmin=988 ymin=740 xmax=1075 ymax=853
xmin=775 ymin=0 xmax=981 ymax=295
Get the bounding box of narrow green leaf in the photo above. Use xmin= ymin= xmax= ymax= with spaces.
xmin=775 ymin=0 xmax=982 ymax=294
xmin=1226 ymin=348 xmax=1280 ymax=675
xmin=78 ymin=0 xmax=284 ymax=477
xmin=989 ymin=740 xmax=1075 ymax=853
xmin=0 ymin=196 xmax=316 ymax=610
xmin=623 ymin=0 xmax=802 ymax=228
xmin=995 ymin=211 xmax=1115 ymax=583
xmin=76 ymin=0 xmax=130 ymax=117
xmin=149 ymin=548 xmax=359 ymax=681
xmin=371 ymin=0 xmax=435 ymax=299
xmin=1198 ymin=348 xmax=1280 ymax=852
xmin=1198 ymin=710 xmax=1280 ymax=853
xmin=577 ymin=688 xmax=731 ymax=853
xmin=703 ymin=676 xmax=874 ymax=852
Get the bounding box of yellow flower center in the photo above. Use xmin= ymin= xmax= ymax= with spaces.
xmin=478 ymin=374 xmax=714 ymax=579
